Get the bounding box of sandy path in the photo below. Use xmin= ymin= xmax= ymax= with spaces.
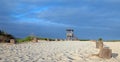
xmin=0 ymin=41 xmax=119 ymax=62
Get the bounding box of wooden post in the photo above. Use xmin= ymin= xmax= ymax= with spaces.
xmin=47 ymin=38 xmax=49 ymax=41
xmin=96 ymin=41 xmax=103 ymax=49
xmin=33 ymin=38 xmax=38 ymax=42
xmin=98 ymin=41 xmax=103 ymax=49
xmin=96 ymin=41 xmax=99 ymax=48
xmin=99 ymin=48 xmax=112 ymax=59
xmin=10 ymin=39 xmax=15 ymax=44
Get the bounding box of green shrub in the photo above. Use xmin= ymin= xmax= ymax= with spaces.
xmin=98 ymin=38 xmax=103 ymax=41
xmin=80 ymin=39 xmax=90 ymax=41
xmin=16 ymin=36 xmax=33 ymax=43
xmin=17 ymin=39 xmax=24 ymax=43
xmin=24 ymin=36 xmax=33 ymax=41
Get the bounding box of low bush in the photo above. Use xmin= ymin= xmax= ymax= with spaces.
xmin=16 ymin=36 xmax=33 ymax=43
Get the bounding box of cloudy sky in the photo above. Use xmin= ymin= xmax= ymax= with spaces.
xmin=0 ymin=0 xmax=120 ymax=40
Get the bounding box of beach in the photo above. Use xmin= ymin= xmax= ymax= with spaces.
xmin=0 ymin=41 xmax=120 ymax=62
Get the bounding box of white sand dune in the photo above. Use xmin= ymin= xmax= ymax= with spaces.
xmin=0 ymin=41 xmax=120 ymax=62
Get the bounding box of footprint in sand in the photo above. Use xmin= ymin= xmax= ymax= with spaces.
xmin=65 ymin=53 xmax=84 ymax=61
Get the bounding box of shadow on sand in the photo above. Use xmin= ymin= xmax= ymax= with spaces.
xmin=112 ymin=53 xmax=118 ymax=58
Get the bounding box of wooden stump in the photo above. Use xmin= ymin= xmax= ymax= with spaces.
xmin=10 ymin=39 xmax=15 ymax=44
xmin=99 ymin=48 xmax=112 ymax=59
xmin=98 ymin=41 xmax=103 ymax=49
xmin=33 ymin=38 xmax=38 ymax=42
xmin=96 ymin=41 xmax=99 ymax=48
xmin=47 ymin=38 xmax=49 ymax=41
xmin=96 ymin=41 xmax=103 ymax=49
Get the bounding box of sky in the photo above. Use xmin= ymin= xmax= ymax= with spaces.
xmin=0 ymin=0 xmax=120 ymax=40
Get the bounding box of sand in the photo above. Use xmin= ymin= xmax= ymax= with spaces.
xmin=0 ymin=41 xmax=120 ymax=62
